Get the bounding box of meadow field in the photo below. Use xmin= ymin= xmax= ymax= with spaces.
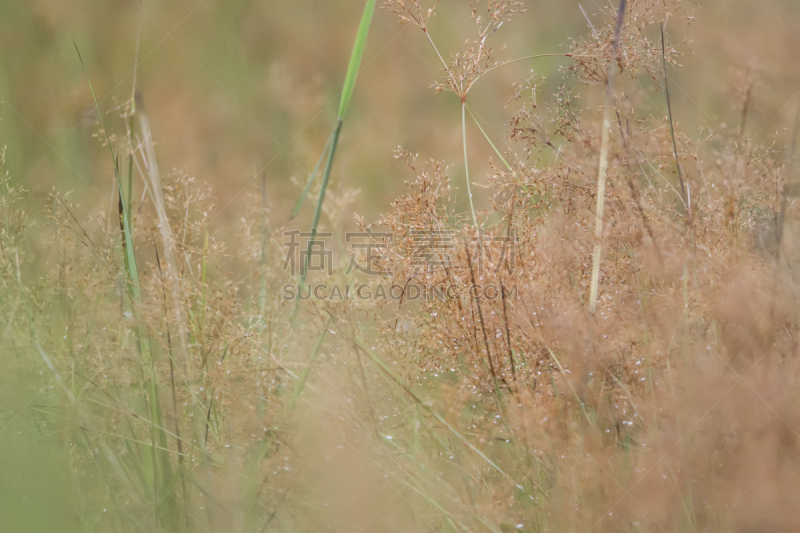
xmin=2 ymin=1 xmax=800 ymax=531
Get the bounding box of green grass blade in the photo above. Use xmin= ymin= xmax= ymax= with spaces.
xmin=338 ymin=0 xmax=377 ymax=120
xmin=462 ymin=102 xmax=478 ymax=227
xmin=292 ymin=1 xmax=375 ymax=322
xmin=124 ymin=440 xmax=155 ymax=501
xmin=466 ymin=105 xmax=511 ymax=171
xmin=291 ymin=131 xmax=334 ymax=220
xmin=306 ymin=120 xmax=342 ymax=275
xmin=660 ymin=23 xmax=688 ymax=210
xmin=75 ymin=45 xmax=116 ymax=176
xmin=547 ymin=348 xmax=591 ymax=424
xmin=337 ymin=324 xmax=523 ymax=490
xmin=289 ymin=323 xmax=330 ymax=407
xmin=75 ymin=44 xmax=140 ymax=299
xmin=466 ymin=105 xmax=541 ymax=206
xmin=76 ymin=45 xmax=176 ymax=527
xmin=292 ymin=120 xmax=343 ymax=324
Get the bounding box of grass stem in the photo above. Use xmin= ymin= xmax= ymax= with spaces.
xmin=462 ymin=102 xmax=478 ymax=227
xmin=589 ymin=0 xmax=626 ymax=314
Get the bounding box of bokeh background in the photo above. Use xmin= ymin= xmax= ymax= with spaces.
xmin=1 ymin=2 xmax=800 ymax=531
xmin=1 ymin=0 xmax=799 ymax=234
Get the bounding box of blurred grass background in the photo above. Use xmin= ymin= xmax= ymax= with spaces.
xmin=1 ymin=0 xmax=798 ymax=230
xmin=1 ymin=2 xmax=800 ymax=531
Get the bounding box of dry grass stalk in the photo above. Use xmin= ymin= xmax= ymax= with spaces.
xmin=589 ymin=0 xmax=627 ymax=314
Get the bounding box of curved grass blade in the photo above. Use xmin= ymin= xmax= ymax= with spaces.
xmin=292 ymin=0 xmax=376 ymax=321
xmin=338 ymin=0 xmax=377 ymax=121
xmin=294 ymin=119 xmax=343 ymax=313
xmin=466 ymin=105 xmax=511 ymax=170
xmin=290 ymin=131 xmax=334 ymax=220
xmin=660 ymin=23 xmax=688 ymax=212
xmin=338 ymin=324 xmax=523 ymax=490
xmin=289 ymin=322 xmax=330 ymax=408
xmin=75 ymin=44 xmax=139 ymax=296
xmin=76 ymin=44 xmax=176 ymax=528
xmin=462 ymin=102 xmax=478 ymax=227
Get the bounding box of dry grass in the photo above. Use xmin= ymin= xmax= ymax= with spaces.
xmin=2 ymin=1 xmax=800 ymax=532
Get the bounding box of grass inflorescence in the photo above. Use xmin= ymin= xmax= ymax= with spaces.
xmin=2 ymin=1 xmax=800 ymax=532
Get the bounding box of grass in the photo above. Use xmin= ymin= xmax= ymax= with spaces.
xmin=77 ymin=43 xmax=181 ymax=530
xmin=3 ymin=1 xmax=800 ymax=532
xmin=588 ymin=0 xmax=626 ymax=313
xmin=293 ymin=0 xmax=377 ymax=319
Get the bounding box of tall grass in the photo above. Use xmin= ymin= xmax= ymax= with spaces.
xmin=2 ymin=1 xmax=800 ymax=532
xmin=588 ymin=0 xmax=626 ymax=313
xmin=293 ymin=0 xmax=377 ymax=317
xmin=77 ymin=44 xmax=181 ymax=530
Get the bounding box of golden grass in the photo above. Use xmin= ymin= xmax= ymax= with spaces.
xmin=2 ymin=1 xmax=800 ymax=532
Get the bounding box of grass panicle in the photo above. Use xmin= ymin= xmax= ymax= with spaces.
xmin=3 ymin=3 xmax=800 ymax=532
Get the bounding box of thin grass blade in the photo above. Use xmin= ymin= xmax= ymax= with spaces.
xmin=291 ymin=131 xmax=334 ymax=219
xmin=338 ymin=0 xmax=377 ymax=120
xmin=338 ymin=324 xmax=523 ymax=490
xmin=76 ymin=45 xmax=176 ymax=527
xmin=290 ymin=324 xmax=330 ymax=407
xmin=75 ymin=44 xmax=140 ymax=297
xmin=588 ymin=0 xmax=626 ymax=314
xmin=292 ymin=1 xmax=376 ymax=321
